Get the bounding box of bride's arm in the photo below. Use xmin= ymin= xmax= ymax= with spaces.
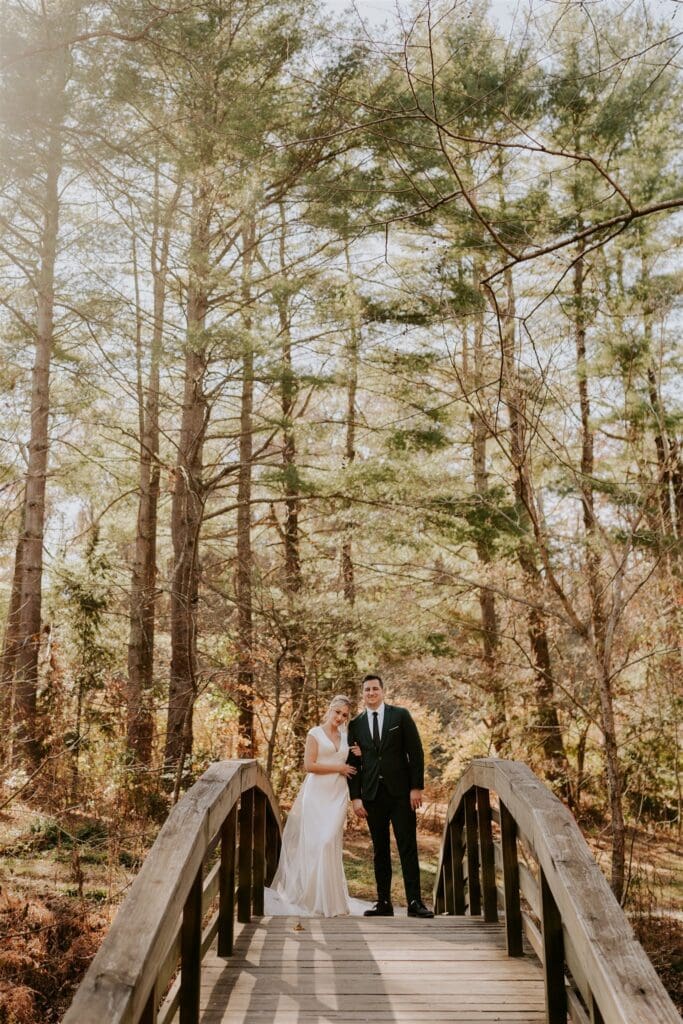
xmin=304 ymin=734 xmax=356 ymax=778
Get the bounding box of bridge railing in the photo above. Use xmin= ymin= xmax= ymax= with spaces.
xmin=63 ymin=759 xmax=282 ymax=1024
xmin=433 ymin=758 xmax=679 ymax=1024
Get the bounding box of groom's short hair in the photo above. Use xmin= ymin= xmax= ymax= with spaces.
xmin=362 ymin=673 xmax=383 ymax=688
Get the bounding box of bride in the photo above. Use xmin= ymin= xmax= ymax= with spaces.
xmin=264 ymin=694 xmax=367 ymax=917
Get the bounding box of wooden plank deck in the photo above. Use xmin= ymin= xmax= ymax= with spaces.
xmin=199 ymin=915 xmax=547 ymax=1023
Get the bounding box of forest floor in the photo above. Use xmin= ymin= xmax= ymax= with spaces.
xmin=0 ymin=797 xmax=680 ymax=1022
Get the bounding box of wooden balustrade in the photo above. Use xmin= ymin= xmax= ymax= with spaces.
xmin=64 ymin=755 xmax=679 ymax=1024
xmin=432 ymin=759 xmax=680 ymax=1024
xmin=63 ymin=760 xmax=282 ymax=1024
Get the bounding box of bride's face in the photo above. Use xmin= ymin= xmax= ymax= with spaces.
xmin=328 ymin=706 xmax=350 ymax=729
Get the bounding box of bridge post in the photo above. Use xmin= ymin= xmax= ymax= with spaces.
xmin=218 ymin=805 xmax=237 ymax=956
xmin=589 ymin=993 xmax=605 ymax=1024
xmin=139 ymin=984 xmax=157 ymax=1024
xmin=435 ymin=873 xmax=444 ymax=915
xmin=540 ymin=868 xmax=567 ymax=1024
xmin=476 ymin=787 xmax=498 ymax=922
xmin=179 ymin=863 xmax=203 ymax=1024
xmin=252 ymin=789 xmax=266 ymax=915
xmin=451 ymin=813 xmax=466 ymax=914
xmin=265 ymin=809 xmax=279 ymax=886
xmin=500 ymin=800 xmax=523 ymax=956
xmin=238 ymin=786 xmax=254 ymax=923
xmin=437 ymin=830 xmax=452 ymax=914
xmin=464 ymin=787 xmax=482 ymax=915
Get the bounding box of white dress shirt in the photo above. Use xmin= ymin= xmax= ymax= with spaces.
xmin=367 ymin=702 xmax=385 ymax=738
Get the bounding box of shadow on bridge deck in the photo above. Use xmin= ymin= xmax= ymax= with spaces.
xmin=199 ymin=914 xmax=546 ymax=1024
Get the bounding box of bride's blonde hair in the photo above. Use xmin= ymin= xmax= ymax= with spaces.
xmin=324 ymin=694 xmax=353 ymax=721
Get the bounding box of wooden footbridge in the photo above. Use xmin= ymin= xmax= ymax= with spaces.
xmin=63 ymin=759 xmax=680 ymax=1024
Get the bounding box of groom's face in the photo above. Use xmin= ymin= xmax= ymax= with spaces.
xmin=362 ymin=678 xmax=383 ymax=710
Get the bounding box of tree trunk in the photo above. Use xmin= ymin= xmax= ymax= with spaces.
xmin=126 ymin=172 xmax=176 ymax=768
xmin=497 ymin=265 xmax=570 ymax=796
xmin=574 ymin=241 xmax=626 ymax=898
xmin=275 ymin=206 xmax=307 ymax=733
xmin=236 ymin=216 xmax=256 ymax=756
xmin=1 ymin=524 xmax=24 ymax=765
xmin=340 ymin=243 xmax=360 ymax=697
xmin=13 ymin=111 xmax=62 ymax=769
xmin=648 ymin=365 xmax=675 ymax=542
xmin=575 ymin=722 xmax=590 ymax=811
xmin=671 ymin=439 xmax=683 ymax=537
xmin=165 ymin=182 xmax=209 ymax=777
xmin=638 ymin=239 xmax=676 ymax=553
xmin=266 ymin=652 xmax=285 ymax=779
xmin=471 ymin=261 xmax=507 ymax=753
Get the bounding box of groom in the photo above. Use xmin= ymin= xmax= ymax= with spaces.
xmin=347 ymin=674 xmax=434 ymax=918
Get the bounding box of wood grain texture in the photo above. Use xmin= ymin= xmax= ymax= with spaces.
xmin=64 ymin=757 xmax=678 ymax=1024
xmin=199 ymin=917 xmax=546 ymax=1023
xmin=477 ymin=786 xmax=498 ymax=923
xmin=540 ymin=868 xmax=567 ymax=1024
xmin=432 ymin=760 xmax=680 ymax=1024
xmin=218 ymin=807 xmax=237 ymax=957
xmin=180 ymin=866 xmax=203 ymax=1024
xmin=237 ymin=787 xmax=254 ymax=924
xmin=62 ymin=760 xmax=281 ymax=1024
xmin=464 ymin=787 xmax=482 ymax=917
xmin=500 ymin=800 xmax=524 ymax=958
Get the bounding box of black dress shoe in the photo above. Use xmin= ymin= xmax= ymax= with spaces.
xmin=364 ymin=900 xmax=394 ymax=917
xmin=407 ymin=899 xmax=434 ymax=918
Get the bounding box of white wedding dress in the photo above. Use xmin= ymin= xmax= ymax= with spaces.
xmin=264 ymin=726 xmax=368 ymax=917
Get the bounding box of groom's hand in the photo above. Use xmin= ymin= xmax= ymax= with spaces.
xmin=410 ymin=789 xmax=423 ymax=811
xmin=352 ymin=799 xmax=367 ymax=819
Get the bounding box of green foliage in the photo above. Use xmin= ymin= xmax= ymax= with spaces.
xmin=61 ymin=533 xmax=113 ymax=688
xmin=386 ymin=427 xmax=450 ymax=453
xmin=429 ymin=487 xmax=523 ymax=558
xmin=262 ymin=464 xmax=319 ymax=496
xmin=363 ymin=297 xmax=432 ymax=326
xmin=425 ymin=632 xmax=452 ymax=656
xmin=372 ymin=348 xmax=442 ymax=374
xmin=23 ymin=817 xmax=108 ymax=853
xmin=434 ymin=273 xmax=486 ymax=316
xmin=0 ymin=5 xmax=681 ymax=982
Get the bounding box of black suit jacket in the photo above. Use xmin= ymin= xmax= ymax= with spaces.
xmin=347 ymin=704 xmax=424 ymax=802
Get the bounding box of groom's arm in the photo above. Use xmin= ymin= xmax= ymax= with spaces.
xmin=346 ymin=721 xmax=363 ymax=800
xmin=401 ymin=708 xmax=425 ymax=791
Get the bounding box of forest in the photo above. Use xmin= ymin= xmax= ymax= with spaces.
xmin=0 ymin=0 xmax=681 ymax=1018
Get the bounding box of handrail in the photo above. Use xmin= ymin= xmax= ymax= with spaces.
xmin=432 ymin=759 xmax=680 ymax=1024
xmin=63 ymin=759 xmax=282 ymax=1024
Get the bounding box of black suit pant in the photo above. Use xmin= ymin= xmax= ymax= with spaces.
xmin=364 ymin=781 xmax=421 ymax=905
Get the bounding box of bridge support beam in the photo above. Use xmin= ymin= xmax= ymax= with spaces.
xmin=476 ymin=786 xmax=498 ymax=922
xmin=238 ymin=787 xmax=254 ymax=923
xmin=500 ymin=801 xmax=523 ymax=956
xmin=265 ymin=810 xmax=280 ymax=886
xmin=218 ymin=805 xmax=237 ymax=956
xmin=541 ymin=868 xmax=567 ymax=1024
xmin=438 ymin=831 xmax=454 ymax=913
xmin=589 ymin=993 xmax=605 ymax=1024
xmin=252 ymin=789 xmax=266 ymax=915
xmin=180 ymin=864 xmax=203 ymax=1024
xmin=464 ymin=787 xmax=482 ymax=916
xmin=140 ymin=984 xmax=157 ymax=1024
xmin=451 ymin=814 xmax=466 ymax=914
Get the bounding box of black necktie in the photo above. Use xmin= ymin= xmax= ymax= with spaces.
xmin=372 ymin=711 xmax=380 ymax=748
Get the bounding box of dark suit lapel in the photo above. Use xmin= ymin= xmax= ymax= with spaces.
xmin=379 ymin=704 xmax=395 ymax=750
xmin=353 ymin=712 xmax=373 ymax=746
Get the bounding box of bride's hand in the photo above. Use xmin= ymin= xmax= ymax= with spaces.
xmin=349 ymin=743 xmax=361 ymax=757
xmin=339 ymin=764 xmax=357 ymax=778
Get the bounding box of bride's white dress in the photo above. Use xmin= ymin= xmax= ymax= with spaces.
xmin=264 ymin=726 xmax=368 ymax=917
